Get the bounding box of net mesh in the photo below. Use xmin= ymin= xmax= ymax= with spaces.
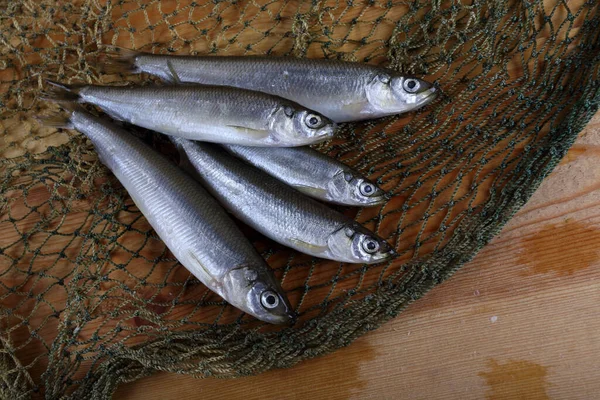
xmin=0 ymin=0 xmax=599 ymax=397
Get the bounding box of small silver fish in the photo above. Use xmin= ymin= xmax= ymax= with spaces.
xmin=42 ymin=81 xmax=336 ymax=147
xmin=223 ymin=145 xmax=387 ymax=207
xmin=39 ymin=106 xmax=294 ymax=324
xmin=103 ymin=48 xmax=438 ymax=123
xmin=172 ymin=138 xmax=395 ymax=264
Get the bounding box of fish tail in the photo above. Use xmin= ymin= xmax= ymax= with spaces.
xmin=36 ymin=103 xmax=87 ymax=129
xmin=99 ymin=46 xmax=141 ymax=74
xmin=36 ymin=112 xmax=73 ymax=129
xmin=40 ymin=80 xmax=83 ymax=104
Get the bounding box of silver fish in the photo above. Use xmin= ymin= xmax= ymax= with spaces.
xmin=223 ymin=145 xmax=387 ymax=207
xmin=39 ymin=106 xmax=294 ymax=324
xmin=43 ymin=81 xmax=336 ymax=147
xmin=104 ymin=48 xmax=438 ymax=123
xmin=172 ymin=137 xmax=395 ymax=264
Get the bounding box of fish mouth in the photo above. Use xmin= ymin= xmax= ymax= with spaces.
xmin=359 ymin=188 xmax=390 ymax=206
xmin=363 ymin=243 xmax=397 ymax=265
xmin=415 ymin=86 xmax=439 ymax=107
xmin=318 ymin=123 xmax=338 ymax=139
xmin=255 ymin=301 xmax=295 ymax=325
xmin=267 ymin=313 xmax=295 ymax=325
xmin=287 ymin=310 xmax=299 ymax=325
xmin=366 ymin=248 xmax=397 ymax=264
xmin=298 ymin=123 xmax=336 ymax=146
xmin=361 ymin=194 xmax=387 ymax=206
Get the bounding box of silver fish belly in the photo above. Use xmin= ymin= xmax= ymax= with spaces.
xmin=45 ymin=83 xmax=336 ymax=147
xmin=223 ymin=145 xmax=387 ymax=207
xmin=56 ymin=108 xmax=293 ymax=324
xmin=107 ymin=50 xmax=438 ymax=122
xmin=172 ymin=138 xmax=395 ymax=264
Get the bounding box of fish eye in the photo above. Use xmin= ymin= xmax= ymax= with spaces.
xmin=362 ymin=238 xmax=380 ymax=254
xmin=284 ymin=106 xmax=294 ymax=117
xmin=305 ymin=114 xmax=324 ymax=129
xmin=359 ymin=182 xmax=376 ymax=196
xmin=260 ymin=290 xmax=280 ymax=309
xmin=403 ymin=79 xmax=420 ymax=93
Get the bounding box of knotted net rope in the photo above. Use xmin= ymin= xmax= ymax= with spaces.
xmin=0 ymin=0 xmax=599 ymax=398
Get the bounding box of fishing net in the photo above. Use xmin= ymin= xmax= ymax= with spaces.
xmin=0 ymin=0 xmax=599 ymax=397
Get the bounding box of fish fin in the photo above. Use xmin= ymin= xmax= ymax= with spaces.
xmin=292 ymin=184 xmax=328 ymax=199
xmin=99 ymin=46 xmax=141 ymax=74
xmin=161 ymin=63 xmax=197 ymax=86
xmin=289 ymin=238 xmax=328 ymax=254
xmin=226 ymin=125 xmax=271 ymax=139
xmin=35 ymin=112 xmax=74 ymax=129
xmin=35 ymin=103 xmax=87 ymax=129
xmin=40 ymin=80 xmax=83 ymax=104
xmin=164 ymin=60 xmax=182 ymax=84
xmin=187 ymin=251 xmax=219 ymax=288
xmin=340 ymin=101 xmax=368 ymax=114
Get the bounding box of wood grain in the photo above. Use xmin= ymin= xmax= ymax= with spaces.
xmin=114 ymin=111 xmax=600 ymax=399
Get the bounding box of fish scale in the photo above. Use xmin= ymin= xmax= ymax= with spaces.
xmin=107 ymin=51 xmax=438 ymax=122
xmin=173 ymin=138 xmax=395 ymax=264
xmin=56 ymin=108 xmax=294 ymax=324
xmin=183 ymin=141 xmax=344 ymax=243
xmin=45 ymin=83 xmax=336 ymax=147
xmin=139 ymin=57 xmax=377 ymax=122
xmin=80 ymin=85 xmax=281 ymax=134
xmin=223 ymin=144 xmax=388 ymax=206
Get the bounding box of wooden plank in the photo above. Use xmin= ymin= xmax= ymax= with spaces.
xmin=114 ymin=112 xmax=600 ymax=399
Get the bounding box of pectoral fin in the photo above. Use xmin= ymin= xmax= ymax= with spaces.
xmin=292 ymin=184 xmax=329 ymax=199
xmin=341 ymin=101 xmax=368 ymax=114
xmin=188 ymin=251 xmax=219 ymax=288
xmin=166 ymin=60 xmax=182 ymax=84
xmin=161 ymin=60 xmax=198 ymax=86
xmin=289 ymin=238 xmax=329 ymax=255
xmin=227 ymin=125 xmax=271 ymax=139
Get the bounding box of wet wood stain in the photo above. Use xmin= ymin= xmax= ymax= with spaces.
xmin=558 ymin=144 xmax=600 ymax=166
xmin=518 ymin=221 xmax=600 ymax=276
xmin=479 ymin=359 xmax=549 ymax=400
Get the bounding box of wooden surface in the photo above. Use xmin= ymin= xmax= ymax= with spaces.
xmin=113 ymin=112 xmax=600 ymax=399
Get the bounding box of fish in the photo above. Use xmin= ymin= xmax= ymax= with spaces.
xmin=102 ymin=48 xmax=438 ymax=123
xmin=223 ymin=145 xmax=387 ymax=207
xmin=38 ymin=106 xmax=294 ymax=324
xmin=41 ymin=81 xmax=336 ymax=147
xmin=171 ymin=137 xmax=395 ymax=264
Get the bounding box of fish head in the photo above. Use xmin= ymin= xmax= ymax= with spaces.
xmin=329 ymin=169 xmax=387 ymax=206
xmin=327 ymin=222 xmax=396 ymax=264
xmin=366 ymin=72 xmax=438 ymax=115
xmin=269 ymin=105 xmax=337 ymax=145
xmin=222 ymin=264 xmax=295 ymax=324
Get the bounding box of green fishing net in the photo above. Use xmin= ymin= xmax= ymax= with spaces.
xmin=0 ymin=0 xmax=599 ymax=397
